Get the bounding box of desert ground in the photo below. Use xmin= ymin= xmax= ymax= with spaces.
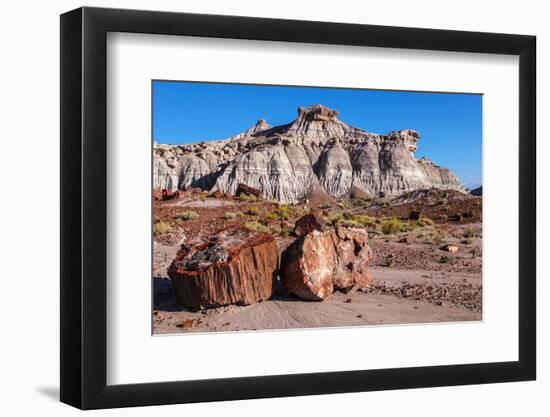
xmin=153 ymin=188 xmax=482 ymax=334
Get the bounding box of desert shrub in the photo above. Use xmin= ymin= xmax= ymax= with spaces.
xmin=239 ymin=193 xmax=257 ymax=202
xmin=350 ymin=214 xmax=376 ymax=230
xmin=432 ymin=230 xmax=445 ymax=245
xmin=154 ymin=221 xmax=172 ymax=236
xmin=199 ymin=193 xmax=207 ymax=202
xmin=341 ymin=219 xmax=361 ymax=228
xmin=438 ymin=255 xmax=450 ymax=264
xmin=265 ymin=212 xmax=278 ymax=221
xmin=244 ymin=221 xmax=270 ymax=233
xmin=177 ymin=211 xmax=198 ymax=221
xmin=244 ymin=206 xmax=259 ymax=216
xmin=329 ymin=212 xmax=345 ymax=225
xmin=463 ymin=227 xmax=475 ymax=238
xmin=381 ymin=218 xmax=405 ymax=234
xmin=279 ymin=223 xmax=290 ymax=237
xmin=222 ymin=212 xmax=241 ymax=220
xmin=417 ymin=217 xmax=434 ymax=227
xmin=277 ymin=205 xmax=291 ymax=220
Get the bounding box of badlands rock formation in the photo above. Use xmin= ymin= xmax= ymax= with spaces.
xmin=167 ymin=228 xmax=278 ymax=311
xmin=154 ymin=104 xmax=464 ymax=203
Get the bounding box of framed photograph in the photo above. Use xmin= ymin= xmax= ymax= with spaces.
xmin=60 ymin=6 xmax=536 ymax=409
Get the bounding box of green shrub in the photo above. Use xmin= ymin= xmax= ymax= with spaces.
xmin=154 ymin=221 xmax=172 ymax=236
xmin=329 ymin=212 xmax=345 ymax=225
xmin=381 ymin=218 xmax=405 ymax=234
xmin=463 ymin=227 xmax=475 ymax=238
xmin=222 ymin=212 xmax=241 ymax=220
xmin=239 ymin=193 xmax=257 ymax=202
xmin=244 ymin=221 xmax=270 ymax=233
xmin=340 ymin=219 xmax=361 ymax=228
xmin=177 ymin=211 xmax=198 ymax=221
xmin=352 ymin=214 xmax=375 ymax=228
xmin=265 ymin=212 xmax=278 ymax=221
xmin=279 ymin=223 xmax=290 ymax=237
xmin=244 ymin=207 xmax=259 ymax=216
xmin=277 ymin=205 xmax=291 ymax=220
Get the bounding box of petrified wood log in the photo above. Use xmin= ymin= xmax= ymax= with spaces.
xmin=280 ymin=214 xmax=373 ymax=300
xmin=168 ymin=228 xmax=278 ymax=310
xmin=332 ymin=227 xmax=373 ymax=292
xmin=280 ymin=229 xmax=338 ymax=300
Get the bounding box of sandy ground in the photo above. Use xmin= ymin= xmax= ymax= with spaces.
xmin=153 ymin=246 xmax=482 ymax=335
xmin=153 ymin=194 xmax=482 ymax=334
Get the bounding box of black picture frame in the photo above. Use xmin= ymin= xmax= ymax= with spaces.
xmin=60 ymin=6 xmax=536 ymax=410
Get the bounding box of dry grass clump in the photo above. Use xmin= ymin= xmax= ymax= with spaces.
xmin=177 ymin=211 xmax=198 ymax=221
xmin=239 ymin=193 xmax=258 ymax=202
xmin=265 ymin=212 xmax=278 ymax=221
xmin=381 ymin=217 xmax=405 ymax=234
xmin=463 ymin=227 xmax=476 ymax=238
xmin=222 ymin=212 xmax=241 ymax=220
xmin=244 ymin=206 xmax=260 ymax=216
xmin=154 ymin=221 xmax=173 ymax=236
xmin=244 ymin=221 xmax=270 ymax=233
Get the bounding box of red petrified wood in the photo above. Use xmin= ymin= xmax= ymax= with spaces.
xmin=168 ymin=228 xmax=278 ymax=310
xmin=280 ymin=214 xmax=374 ymax=300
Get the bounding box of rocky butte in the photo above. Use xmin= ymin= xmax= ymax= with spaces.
xmin=154 ymin=104 xmax=465 ymax=204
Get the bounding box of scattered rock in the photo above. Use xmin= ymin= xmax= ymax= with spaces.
xmin=293 ymin=212 xmax=327 ymax=237
xmin=441 ymin=244 xmax=459 ymax=253
xmin=236 ymin=183 xmax=262 ymax=198
xmin=168 ymin=228 xmax=278 ymax=310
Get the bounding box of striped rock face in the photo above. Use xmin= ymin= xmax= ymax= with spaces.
xmin=168 ymin=228 xmax=278 ymax=311
xmin=153 ymin=105 xmax=465 ymax=204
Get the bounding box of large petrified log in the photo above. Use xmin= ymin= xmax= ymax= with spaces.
xmin=332 ymin=227 xmax=373 ymax=292
xmin=168 ymin=228 xmax=278 ymax=310
xmin=280 ymin=214 xmax=373 ymax=300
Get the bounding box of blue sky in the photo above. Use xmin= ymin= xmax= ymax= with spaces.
xmin=153 ymin=81 xmax=482 ymax=187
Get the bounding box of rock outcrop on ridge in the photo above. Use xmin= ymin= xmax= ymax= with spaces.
xmin=154 ymin=104 xmax=464 ymax=203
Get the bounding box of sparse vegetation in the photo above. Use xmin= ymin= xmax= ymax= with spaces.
xmin=265 ymin=212 xmax=278 ymax=221
xmin=239 ymin=193 xmax=257 ymax=202
xmin=432 ymin=230 xmax=445 ymax=245
xmin=177 ymin=211 xmax=198 ymax=221
xmin=463 ymin=227 xmax=475 ymax=239
xmin=222 ymin=212 xmax=241 ymax=220
xmin=352 ymin=214 xmax=376 ymax=229
xmin=329 ymin=212 xmax=345 ymax=225
xmin=154 ymin=221 xmax=172 ymax=236
xmin=199 ymin=193 xmax=207 ymax=202
xmin=438 ymin=255 xmax=450 ymax=264
xmin=279 ymin=222 xmax=291 ymax=237
xmin=381 ymin=217 xmax=405 ymax=234
xmin=244 ymin=206 xmax=260 ymax=216
xmin=341 ymin=219 xmax=361 ymax=228
xmin=244 ymin=221 xmax=270 ymax=233
xmin=277 ymin=205 xmax=291 ymax=220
